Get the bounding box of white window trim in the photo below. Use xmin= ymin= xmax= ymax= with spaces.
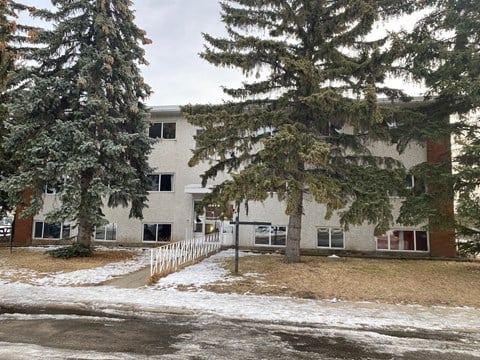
xmin=94 ymin=223 xmax=117 ymax=242
xmin=405 ymin=174 xmax=427 ymax=192
xmin=317 ymin=227 xmax=345 ymax=249
xmin=44 ymin=186 xmax=56 ymax=195
xmin=44 ymin=176 xmax=71 ymax=195
xmin=405 ymin=174 xmax=415 ymax=189
xmin=254 ymin=225 xmax=287 ymax=247
xmin=376 ymin=230 xmax=429 ymax=252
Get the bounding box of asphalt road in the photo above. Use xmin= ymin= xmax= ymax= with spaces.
xmin=0 ymin=309 xmax=479 ymax=359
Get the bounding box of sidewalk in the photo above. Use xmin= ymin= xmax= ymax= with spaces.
xmin=101 ymin=266 xmax=150 ymax=288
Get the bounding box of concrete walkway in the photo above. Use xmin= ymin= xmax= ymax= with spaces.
xmin=101 ymin=266 xmax=150 ymax=288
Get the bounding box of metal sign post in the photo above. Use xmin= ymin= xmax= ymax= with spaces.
xmin=234 ymin=201 xmax=240 ymax=273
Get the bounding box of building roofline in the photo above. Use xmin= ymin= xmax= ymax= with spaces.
xmin=148 ymin=105 xmax=182 ymax=115
xmin=147 ymin=96 xmax=429 ymax=115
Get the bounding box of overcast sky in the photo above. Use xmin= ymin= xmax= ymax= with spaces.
xmin=20 ymin=0 xmax=244 ymax=106
xmin=19 ymin=1 xmax=424 ymax=107
xmin=133 ymin=0 xmax=244 ymax=106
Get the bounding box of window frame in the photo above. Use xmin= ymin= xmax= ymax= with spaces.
xmin=142 ymin=223 xmax=172 ymax=242
xmin=254 ymin=225 xmax=287 ymax=247
xmin=405 ymin=174 xmax=415 ymax=189
xmin=94 ymin=223 xmax=117 ymax=241
xmin=405 ymin=174 xmax=427 ymax=192
xmin=317 ymin=227 xmax=345 ymax=249
xmin=44 ymin=185 xmax=56 ymax=195
xmin=33 ymin=221 xmax=71 ymax=240
xmin=376 ymin=230 xmax=429 ymax=252
xmin=148 ymin=121 xmax=176 ymax=140
xmin=147 ymin=173 xmax=174 ymax=192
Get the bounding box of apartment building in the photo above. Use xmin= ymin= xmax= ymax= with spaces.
xmin=12 ymin=105 xmax=456 ymax=257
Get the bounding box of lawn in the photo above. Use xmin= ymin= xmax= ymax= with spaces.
xmin=203 ymin=254 xmax=480 ymax=308
xmin=0 ymin=247 xmax=137 ymax=284
xmin=1 ymin=247 xmax=479 ymax=308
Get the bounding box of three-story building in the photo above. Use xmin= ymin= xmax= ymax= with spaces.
xmin=12 ymin=105 xmax=456 ymax=257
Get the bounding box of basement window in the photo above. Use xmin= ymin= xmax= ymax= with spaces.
xmin=254 ymin=225 xmax=286 ymax=246
xmin=94 ymin=223 xmax=117 ymax=241
xmin=317 ymin=227 xmax=344 ymax=248
xmin=33 ymin=221 xmax=71 ymax=239
xmin=376 ymin=230 xmax=429 ymax=251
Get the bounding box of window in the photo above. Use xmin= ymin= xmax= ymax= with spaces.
xmin=317 ymin=227 xmax=344 ymax=248
xmin=149 ymin=122 xmax=176 ymax=139
xmin=405 ymin=174 xmax=415 ymax=189
xmin=386 ymin=120 xmax=397 ymax=129
xmin=44 ymin=181 xmax=60 ymax=194
xmin=45 ymin=185 xmax=56 ymax=194
xmin=34 ymin=221 xmax=70 ymax=239
xmin=0 ymin=216 xmax=13 ymax=226
xmin=95 ymin=223 xmax=117 ymax=241
xmin=149 ymin=123 xmax=162 ymax=138
xmin=143 ymin=223 xmax=172 ymax=242
xmin=390 ymin=175 xmax=425 ymax=197
xmin=44 ymin=177 xmax=71 ymax=194
xmin=376 ymin=230 xmax=429 ymax=251
xmin=254 ymin=225 xmax=286 ymax=246
xmin=405 ymin=174 xmax=426 ymax=192
xmin=255 ymin=126 xmax=276 ymax=137
xmin=148 ymin=174 xmax=174 ymax=192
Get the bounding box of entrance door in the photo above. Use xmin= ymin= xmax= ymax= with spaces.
xmin=193 ymin=201 xmax=233 ymax=244
xmin=193 ymin=201 xmax=221 ymax=237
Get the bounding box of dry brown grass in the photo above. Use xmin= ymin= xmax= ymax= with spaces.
xmin=203 ymin=254 xmax=480 ymax=308
xmin=0 ymin=247 xmax=137 ymax=279
xmin=2 ymin=248 xmax=479 ymax=308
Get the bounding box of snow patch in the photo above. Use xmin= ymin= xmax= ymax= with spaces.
xmin=0 ymin=248 xmax=479 ymax=336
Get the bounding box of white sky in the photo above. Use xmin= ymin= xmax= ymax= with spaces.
xmin=132 ymin=0 xmax=244 ymax=106
xmin=17 ymin=1 xmax=425 ymax=107
xmin=18 ymin=0 xmax=244 ymax=106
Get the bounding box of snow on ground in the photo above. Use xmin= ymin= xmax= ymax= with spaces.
xmin=0 ymin=249 xmax=479 ymax=335
xmin=0 ymin=247 xmax=150 ymax=286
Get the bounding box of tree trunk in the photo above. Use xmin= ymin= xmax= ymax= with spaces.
xmin=285 ymin=190 xmax=303 ymax=263
xmin=77 ymin=217 xmax=92 ymax=247
xmin=76 ymin=170 xmax=94 ymax=247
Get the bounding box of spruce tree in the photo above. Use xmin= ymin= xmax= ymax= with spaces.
xmin=2 ymin=0 xmax=153 ymax=247
xmin=0 ymin=0 xmax=15 ymax=215
xmin=184 ymin=0 xmax=419 ymax=263
xmin=400 ymin=0 xmax=479 ymax=252
xmin=456 ymin=129 xmax=480 ymax=256
xmin=0 ymin=0 xmax=31 ymax=215
xmin=0 ymin=1 xmax=15 ymax=101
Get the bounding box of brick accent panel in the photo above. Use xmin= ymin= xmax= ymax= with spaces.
xmin=12 ymin=189 xmax=33 ymax=246
xmin=426 ymin=138 xmax=456 ymax=257
xmin=429 ymin=230 xmax=456 ymax=257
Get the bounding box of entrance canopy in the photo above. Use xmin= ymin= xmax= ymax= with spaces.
xmin=184 ymin=184 xmax=212 ymax=194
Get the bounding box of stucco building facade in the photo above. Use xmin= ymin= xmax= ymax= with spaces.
xmin=12 ymin=106 xmax=456 ymax=257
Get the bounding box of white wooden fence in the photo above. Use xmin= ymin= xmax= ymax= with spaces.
xmin=150 ymin=233 xmax=222 ymax=276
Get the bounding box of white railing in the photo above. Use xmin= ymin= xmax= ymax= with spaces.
xmin=150 ymin=233 xmax=221 ymax=277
